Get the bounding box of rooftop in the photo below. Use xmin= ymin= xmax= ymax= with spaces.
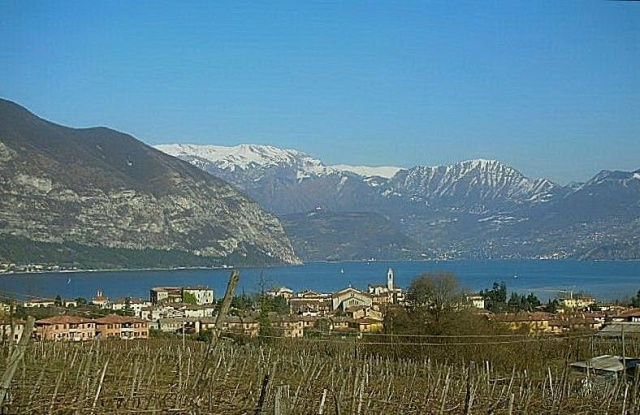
xmin=571 ymin=355 xmax=640 ymax=373
xmin=151 ymin=286 xmax=181 ymax=292
xmin=598 ymin=322 xmax=640 ymax=337
xmin=36 ymin=315 xmax=94 ymax=325
xmin=94 ymin=314 xmax=148 ymax=324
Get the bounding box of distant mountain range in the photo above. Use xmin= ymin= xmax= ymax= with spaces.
xmin=1 ymin=97 xmax=636 ymax=269
xmin=0 ymin=100 xmax=300 ymax=269
xmin=157 ymin=143 xmax=640 ymax=261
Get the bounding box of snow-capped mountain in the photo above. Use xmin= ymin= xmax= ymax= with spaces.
xmin=387 ymin=159 xmax=562 ymax=212
xmin=579 ymin=168 xmax=640 ymax=190
xmin=155 ymin=143 xmax=333 ymax=179
xmin=156 ymin=143 xmax=403 ymax=182
xmin=540 ymin=168 xmax=640 ymax=227
xmin=154 ymin=144 xmax=557 ymax=214
xmin=155 ymin=143 xmax=640 ymax=261
xmin=330 ymin=164 xmax=402 ymax=179
xmin=155 ymin=144 xmax=403 ymax=214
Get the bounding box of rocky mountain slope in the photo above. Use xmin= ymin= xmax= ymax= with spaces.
xmin=156 ymin=143 xmax=388 ymax=215
xmin=156 ymin=144 xmax=563 ymax=215
xmin=386 ymin=159 xmax=564 ymax=212
xmin=0 ymin=100 xmax=300 ymax=268
xmin=157 ymin=143 xmax=640 ymax=261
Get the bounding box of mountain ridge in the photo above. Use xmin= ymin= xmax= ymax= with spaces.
xmin=155 ymin=143 xmax=565 ymax=215
xmin=0 ymin=99 xmax=300 ymax=268
xmin=156 ymin=142 xmax=640 ymax=261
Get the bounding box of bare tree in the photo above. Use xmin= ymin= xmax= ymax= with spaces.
xmin=406 ymin=272 xmax=461 ymax=322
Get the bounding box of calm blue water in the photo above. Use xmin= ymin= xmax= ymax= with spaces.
xmin=0 ymin=260 xmax=639 ymax=302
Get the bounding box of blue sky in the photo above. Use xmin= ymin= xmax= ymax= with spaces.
xmin=1 ymin=1 xmax=638 ymax=184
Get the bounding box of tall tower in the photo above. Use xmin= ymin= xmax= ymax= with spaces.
xmin=387 ymin=268 xmax=394 ymax=291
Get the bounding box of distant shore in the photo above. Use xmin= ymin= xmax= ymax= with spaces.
xmin=2 ymin=257 xmax=639 ymax=278
xmin=0 ymin=262 xmax=304 ymax=277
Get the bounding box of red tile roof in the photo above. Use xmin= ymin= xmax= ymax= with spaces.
xmin=94 ymin=314 xmax=148 ymax=324
xmin=36 ymin=315 xmax=94 ymax=325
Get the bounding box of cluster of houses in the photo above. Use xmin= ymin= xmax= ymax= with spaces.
xmin=1 ymin=269 xmax=402 ymax=342
xmin=488 ymin=311 xmax=604 ymax=334
xmin=0 ymin=262 xmax=66 ymax=274
xmin=0 ymin=314 xmax=149 ymax=342
xmin=144 ymin=269 xmax=403 ymax=338
xmin=483 ymin=295 xmax=632 ymax=335
xmin=3 ymin=268 xmax=640 ymax=343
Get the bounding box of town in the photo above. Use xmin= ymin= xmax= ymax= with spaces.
xmin=1 ymin=268 xmax=639 ymax=344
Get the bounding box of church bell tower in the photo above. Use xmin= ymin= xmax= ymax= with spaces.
xmin=387 ymin=267 xmax=394 ymax=291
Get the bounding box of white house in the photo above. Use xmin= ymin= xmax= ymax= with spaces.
xmin=140 ymin=306 xmax=153 ymax=320
xmin=466 ymin=295 xmax=486 ymax=309
xmin=560 ymin=296 xmax=596 ymax=310
xmin=22 ymin=298 xmax=56 ymax=308
xmin=182 ymin=286 xmax=215 ymax=305
xmin=150 ymin=287 xmax=182 ymax=304
xmin=180 ymin=304 xmax=215 ymax=318
xmin=111 ymin=297 xmax=153 ymax=318
xmin=157 ymin=317 xmax=201 ymax=334
xmin=267 ymin=287 xmax=294 ymax=300
xmin=0 ymin=318 xmax=26 ymax=342
xmin=150 ymin=304 xmax=185 ymax=320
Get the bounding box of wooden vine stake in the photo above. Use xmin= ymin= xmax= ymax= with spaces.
xmin=195 ymin=269 xmax=240 ymax=385
xmin=0 ymin=316 xmax=35 ymax=409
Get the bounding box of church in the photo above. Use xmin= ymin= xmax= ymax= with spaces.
xmin=368 ymin=268 xmax=405 ymax=305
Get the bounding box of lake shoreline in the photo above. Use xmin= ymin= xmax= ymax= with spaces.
xmin=1 ymin=260 xmax=639 ymax=303
xmin=2 ymin=257 xmax=640 ymax=278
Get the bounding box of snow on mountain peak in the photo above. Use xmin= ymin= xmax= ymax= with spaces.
xmin=466 ymin=158 xmax=500 ymax=167
xmin=155 ymin=145 xmax=559 ymax=206
xmin=155 ymin=143 xmax=329 ymax=173
xmin=156 ymin=143 xmax=405 ymax=179
xmin=459 ymin=159 xmax=514 ymax=173
xmin=331 ymin=164 xmax=403 ymax=179
xmin=392 ymin=158 xmax=559 ymax=205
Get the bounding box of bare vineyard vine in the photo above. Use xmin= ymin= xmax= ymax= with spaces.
xmin=0 ymin=333 xmax=638 ymax=414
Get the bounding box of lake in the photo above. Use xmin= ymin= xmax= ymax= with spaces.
xmin=1 ymin=260 xmax=639 ymax=303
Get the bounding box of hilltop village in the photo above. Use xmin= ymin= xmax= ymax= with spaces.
xmin=1 ymin=268 xmax=639 ymax=342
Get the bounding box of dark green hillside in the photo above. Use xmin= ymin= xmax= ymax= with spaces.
xmin=0 ymin=234 xmax=286 ymax=270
